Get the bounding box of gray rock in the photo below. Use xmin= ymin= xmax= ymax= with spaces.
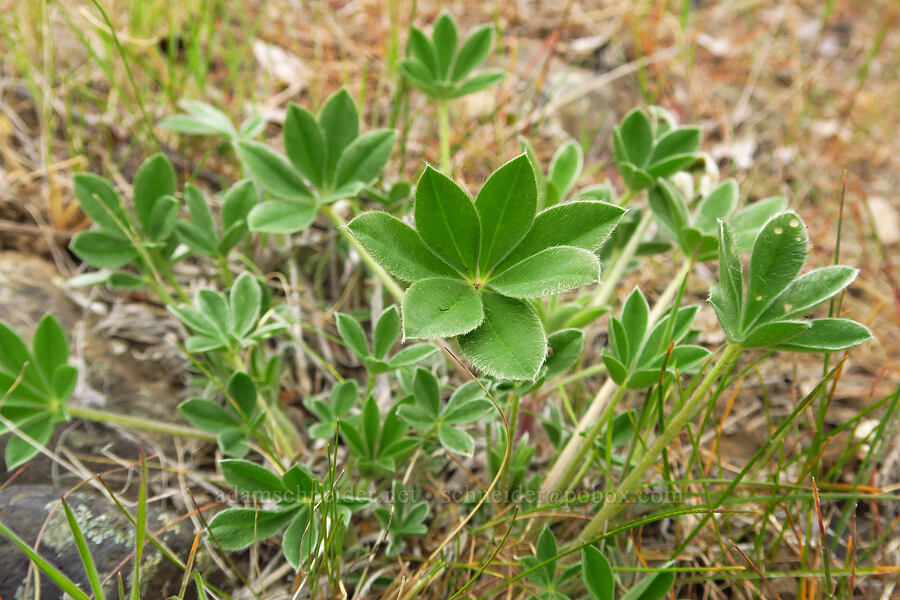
xmin=0 ymin=485 xmax=205 ymax=599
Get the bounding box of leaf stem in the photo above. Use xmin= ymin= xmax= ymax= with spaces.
xmin=66 ymin=405 xmax=216 ymax=441
xmin=437 ymin=99 xmax=452 ymax=175
xmin=591 ymin=209 xmax=653 ymax=308
xmin=578 ymin=342 xmax=743 ymax=541
xmin=321 ymin=205 xmax=404 ymax=302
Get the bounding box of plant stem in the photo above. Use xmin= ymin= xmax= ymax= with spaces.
xmin=541 ymin=378 xmax=617 ymax=498
xmin=321 ymin=205 xmax=404 ymax=302
xmin=437 ymin=99 xmax=452 ymax=175
xmin=555 ymin=385 xmax=628 ymax=493
xmin=500 ymin=391 xmax=520 ymax=501
xmin=66 ymin=405 xmax=216 ymax=441
xmin=591 ymin=209 xmax=653 ymax=308
xmin=578 ymin=342 xmax=743 ymax=542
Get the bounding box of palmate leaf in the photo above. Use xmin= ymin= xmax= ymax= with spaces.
xmin=458 ymin=291 xmax=546 ymax=380
xmin=475 ymin=154 xmax=536 ymax=273
xmin=712 ymin=211 xmax=871 ymax=353
xmin=414 ymin=166 xmax=481 ymax=275
xmin=347 ymin=212 xmax=460 ymax=281
xmin=318 ymin=88 xmax=359 ymax=183
xmin=495 ymin=201 xmax=625 ymax=271
xmin=402 ymin=278 xmax=483 ymax=339
xmin=284 ymin=104 xmax=326 ymax=188
xmin=742 ymin=211 xmax=808 ymax=330
xmin=488 ymin=246 xmax=599 ymax=299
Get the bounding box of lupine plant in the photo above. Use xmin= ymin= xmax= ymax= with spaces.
xmin=0 ymin=17 xmax=878 ymax=597
xmin=348 ymin=154 xmax=624 ymax=379
xmin=401 ymin=11 xmax=506 ymax=172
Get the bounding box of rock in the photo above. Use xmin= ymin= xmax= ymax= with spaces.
xmin=0 ymin=485 xmax=206 ymax=599
xmin=0 ymin=251 xmax=196 ymax=486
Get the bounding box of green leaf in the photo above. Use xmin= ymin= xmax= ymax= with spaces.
xmin=731 ymin=196 xmax=788 ymax=251
xmin=70 ymin=231 xmax=137 ymax=269
xmin=334 ymin=129 xmax=397 ymax=188
xmin=318 ymin=88 xmax=359 ymax=183
xmin=497 ymin=201 xmax=625 ymax=270
xmin=284 ymin=104 xmax=327 ymax=188
xmin=247 ymin=200 xmax=317 ymax=234
xmin=389 ymin=344 xmax=438 ymax=368
xmin=336 ymin=313 xmax=370 ymax=359
xmin=617 ymin=109 xmax=653 ymax=167
xmin=185 ymin=335 xmax=226 ymax=353
xmin=694 ymin=179 xmax=738 ymax=232
xmin=651 ymin=126 xmax=700 ymax=164
xmin=711 ymin=221 xmax=743 ymax=340
xmin=171 ymin=100 xmax=237 ymax=137
xmin=407 ymin=27 xmax=439 ymax=77
xmin=51 ymin=365 xmax=77 ymax=401
xmin=133 ymin=154 xmax=176 ymax=232
xmin=5 ymin=414 xmax=55 ymax=469
xmin=743 ymin=211 xmax=808 ymax=331
xmin=774 ymin=318 xmax=872 ymax=352
xmin=374 ymin=306 xmax=401 ymax=360
xmin=759 ymin=266 xmax=858 ymax=322
xmin=741 ymin=320 xmax=810 ymax=348
xmin=184 ymin=184 xmax=218 ymax=246
xmin=451 ymin=24 xmax=493 ymax=81
xmin=621 ymin=288 xmax=650 ymax=351
xmin=544 ymin=329 xmax=583 ymax=380
xmin=217 ymin=430 xmax=250 ymax=457
xmin=0 ymin=322 xmax=33 ymax=377
xmin=601 ymin=351 xmax=628 ymax=385
xmin=73 ymin=174 xmax=130 ymax=235
xmin=362 ymin=395 xmax=380 ymax=456
xmin=450 ymin=69 xmax=506 ymax=97
xmin=402 ymin=278 xmax=483 ymax=339
xmin=32 ymin=315 xmax=68 ymax=384
xmin=475 ymin=154 xmax=537 ymax=273
xmin=549 ymin=141 xmax=583 ymax=201
xmin=648 ymin=180 xmax=689 ymax=239
xmin=196 ymin=289 xmax=230 ymax=333
xmin=331 ymin=380 xmax=358 ymax=417
xmin=229 ymin=273 xmax=262 ymax=337
xmin=347 ymin=211 xmax=459 ymax=281
xmin=488 ymin=246 xmax=599 ymax=299
xmin=414 ymin=166 xmax=481 ymax=275
xmin=458 ymin=291 xmax=546 ymax=380
xmin=221 ymin=179 xmax=258 ymax=231
xmin=221 ymin=459 xmax=287 ymax=498
xmin=536 ymin=527 xmax=558 ymax=583
xmin=282 ymin=509 xmax=314 ymax=569
xmin=175 ymin=221 xmax=216 ymax=256
xmin=432 ymin=12 xmax=458 ymax=79
xmin=400 ymin=59 xmax=440 ymax=95
xmin=178 ymin=398 xmax=237 ymax=432
xmin=236 ymin=141 xmax=312 ymax=201
xmin=438 ymin=424 xmax=474 ymax=456
xmin=207 ymin=507 xmax=296 ymax=551
xmin=170 ymin=306 xmax=218 ymax=337
xmin=412 ymin=367 xmax=441 ymax=416
xmin=621 ymin=570 xmax=674 ymax=600
xmin=226 ymin=371 xmax=258 ymax=418
xmin=442 ymin=398 xmax=493 ymax=425
xmin=146 ymin=195 xmax=179 ymax=242
xmin=582 ymin=546 xmax=614 ymax=600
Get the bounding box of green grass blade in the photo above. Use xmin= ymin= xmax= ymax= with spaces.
xmin=132 ymin=449 xmax=148 ymax=600
xmin=61 ymin=497 xmax=105 ymax=599
xmin=0 ymin=517 xmax=92 ymax=600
